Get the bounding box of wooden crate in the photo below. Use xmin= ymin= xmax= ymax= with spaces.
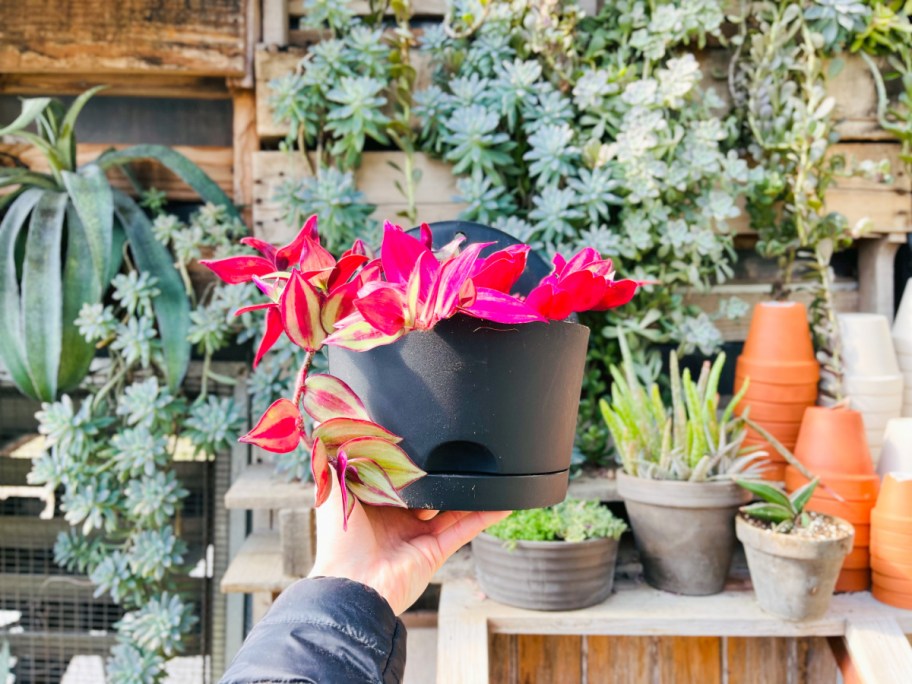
xmin=0 ymin=142 xmax=234 ymax=202
xmin=0 ymin=0 xmax=248 ymax=77
xmin=252 ymin=149 xmax=465 ymax=242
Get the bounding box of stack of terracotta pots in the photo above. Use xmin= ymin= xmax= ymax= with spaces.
xmin=871 ymin=473 xmax=912 ymax=609
xmin=891 ymin=279 xmax=912 ymax=417
xmin=735 ymin=302 xmax=819 ymax=481
xmin=839 ymin=313 xmax=903 ymax=466
xmin=785 ymin=406 xmax=878 ymax=592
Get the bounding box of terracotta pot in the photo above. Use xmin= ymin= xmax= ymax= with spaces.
xmin=871 ymin=508 xmax=912 ymax=533
xmin=794 ymin=407 xmax=875 ymax=476
xmin=872 ymin=571 xmax=912 ymax=594
xmin=875 ymin=473 xmax=912 ymax=518
xmin=870 ymin=538 xmax=912 ymax=564
xmin=835 ymin=568 xmax=871 ymax=593
xmin=839 ymin=313 xmax=900 ymax=376
xmin=747 ymin=421 xmax=802 ymax=445
xmin=736 ymin=398 xmax=809 ymax=423
xmin=878 ymin=421 xmax=912 ymax=476
xmin=734 ymin=375 xmax=818 ymax=403
xmin=845 ymin=374 xmax=904 ymax=395
xmin=872 ymin=585 xmax=912 ymax=609
xmin=784 ymin=467 xmax=879 ymax=502
xmin=742 ymin=301 xmax=817 ymax=361
xmin=870 ymin=526 xmax=912 ymax=549
xmin=842 ymin=546 xmax=870 ymax=570
xmin=807 ymin=497 xmax=872 ymax=525
xmin=736 ymin=514 xmax=853 ymax=620
xmin=870 ymin=554 xmax=912 ymax=580
xmin=854 ymin=524 xmax=870 ymax=546
xmin=736 ymin=356 xmax=819 ymax=386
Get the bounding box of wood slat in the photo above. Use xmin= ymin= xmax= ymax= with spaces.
xmin=726 ymin=637 xmax=790 ymax=684
xmin=656 ymin=637 xmax=722 ymax=684
xmin=220 ymin=530 xmax=298 ymax=594
xmin=843 ymin=616 xmax=912 ymax=684
xmin=0 ymin=72 xmax=230 ymax=99
xmin=288 ymin=0 xmax=448 ymax=18
xmin=252 ymin=150 xmax=464 ymax=243
xmin=517 ymin=634 xmax=582 ymax=684
xmin=0 ymin=143 xmax=234 ymax=201
xmin=489 ymin=633 xmax=516 ymax=684
xmin=585 ymin=636 xmax=653 ymax=684
xmin=224 ymin=463 xmax=313 ymax=510
xmin=0 ymin=0 xmax=247 ymax=77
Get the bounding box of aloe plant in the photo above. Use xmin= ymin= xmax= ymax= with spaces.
xmin=0 ymin=89 xmax=238 ymax=400
xmin=599 ymin=335 xmax=763 ymax=481
xmin=736 ymin=477 xmax=820 ymax=533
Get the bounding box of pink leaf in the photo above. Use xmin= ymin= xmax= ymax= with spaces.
xmin=334 ymin=452 xmax=356 ymax=530
xmin=339 ymin=437 xmax=425 ymax=488
xmin=324 ymin=318 xmax=405 ymax=351
xmin=470 ymin=244 xmax=529 ymax=293
xmin=280 ymin=269 xmax=326 ymax=351
xmin=558 ymin=269 xmax=608 ymax=313
xmin=381 ymin=221 xmax=431 ymax=284
xmin=594 ymin=279 xmax=639 ymax=310
xmin=431 ymin=242 xmax=492 ymax=319
xmin=239 ymin=399 xmax=302 ymax=453
xmin=320 ymin=280 xmax=360 ymax=334
xmin=461 ymin=287 xmax=547 ymax=324
xmin=253 ymin=306 xmax=283 ymax=368
xmin=328 ymin=253 xmax=368 ymax=292
xmin=239 ymin=237 xmax=278 ymax=263
xmin=312 ymin=417 xmax=402 ymax=450
xmin=563 ymin=247 xmax=601 ymax=274
xmin=344 ymin=457 xmax=408 ymax=508
xmin=342 ymin=239 xmax=370 ymax=258
xmin=302 ymin=374 xmax=371 ymax=422
xmin=233 ymin=302 xmax=275 ymax=316
xmin=275 ymin=214 xmax=319 ymax=269
xmin=526 ymin=282 xmax=575 ymax=320
xmin=200 ymin=255 xmax=275 ymax=284
xmin=419 ymin=222 xmax=433 ymax=248
xmin=407 ymin=251 xmax=439 ymax=327
xmin=299 ymin=235 xmax=337 ymax=273
xmin=311 ymin=438 xmax=332 ymax=507
xmin=356 ymin=285 xmax=407 ymax=336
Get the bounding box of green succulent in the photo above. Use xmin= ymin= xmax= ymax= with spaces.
xmin=737 ymin=477 xmax=820 ymax=533
xmin=486 ymin=498 xmax=628 ymax=545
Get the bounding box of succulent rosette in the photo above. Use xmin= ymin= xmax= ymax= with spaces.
xmin=203 ymin=216 xmax=639 ymax=527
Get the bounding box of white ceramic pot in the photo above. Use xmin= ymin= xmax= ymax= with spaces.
xmin=849 ymin=392 xmax=904 ymax=414
xmin=892 ymin=278 xmax=912 ymax=340
xmin=845 ymin=374 xmax=904 ymax=395
xmin=840 ymin=313 xmax=900 ymax=376
xmin=877 ymin=418 xmax=912 ymax=477
xmin=862 ymin=411 xmax=900 ymax=432
xmin=897 ymin=351 xmax=912 ymax=369
xmin=894 ymin=335 xmax=912 ymax=356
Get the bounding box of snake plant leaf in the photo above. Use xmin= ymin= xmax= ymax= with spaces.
xmin=0 ymin=189 xmax=43 ymax=398
xmin=0 ymin=97 xmax=51 ymax=136
xmin=789 ymin=477 xmax=819 ymax=515
xmin=62 ymin=165 xmax=113 ymax=289
xmin=96 ymin=145 xmax=238 ymax=220
xmin=58 ymin=86 xmax=106 ymax=171
xmin=58 ymin=204 xmax=102 ymax=392
xmin=735 ymin=478 xmax=793 ymax=510
xmin=113 ymin=190 xmax=190 ymax=393
xmin=23 ymin=191 xmax=69 ymax=401
xmin=740 ymin=502 xmax=793 ymax=524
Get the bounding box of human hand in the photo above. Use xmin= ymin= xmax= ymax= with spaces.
xmin=308 ymin=482 xmax=509 ymax=615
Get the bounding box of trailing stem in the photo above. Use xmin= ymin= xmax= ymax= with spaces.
xmin=292 ymin=350 xmax=316 ymax=406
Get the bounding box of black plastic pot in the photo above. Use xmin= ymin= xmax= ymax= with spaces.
xmin=471 ymin=533 xmax=619 ymax=610
xmin=328 ymin=314 xmax=589 ymax=510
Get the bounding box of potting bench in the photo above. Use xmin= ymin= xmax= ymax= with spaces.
xmin=437 ymin=579 xmax=912 ymax=684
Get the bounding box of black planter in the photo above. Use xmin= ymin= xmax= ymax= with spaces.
xmin=328 ymin=314 xmax=589 ymax=510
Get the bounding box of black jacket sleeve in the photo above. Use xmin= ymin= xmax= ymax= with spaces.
xmin=219 ymin=577 xmax=407 ymax=684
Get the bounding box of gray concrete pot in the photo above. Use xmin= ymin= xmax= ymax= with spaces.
xmin=616 ymin=471 xmax=752 ymax=595
xmin=471 ymin=533 xmax=619 ymax=610
xmin=736 ymin=515 xmax=854 ymax=621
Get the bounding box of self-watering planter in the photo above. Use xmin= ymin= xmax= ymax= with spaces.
xmin=329 ymin=314 xmax=589 ymax=509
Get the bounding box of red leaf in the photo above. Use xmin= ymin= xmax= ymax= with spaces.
xmin=563 ymin=247 xmax=601 ymax=273
xmin=470 ymin=244 xmax=529 ymax=293
xmin=342 ymin=239 xmax=370 ymax=258
xmin=356 ymin=285 xmax=407 ymax=336
xmin=311 ymin=438 xmax=332 ymax=507
xmin=239 ymin=399 xmax=303 ymax=453
xmin=461 ymin=287 xmax=547 ymax=324
xmin=234 ymin=302 xmax=275 ymax=316
xmin=239 ymin=237 xmax=278 ymax=263
xmin=299 ymin=235 xmax=337 ymax=273
xmin=200 ymin=255 xmax=275 ymax=284
xmin=280 ymin=269 xmax=326 ymax=351
xmin=253 ymin=306 xmax=283 ymax=368
xmin=558 ymin=269 xmax=608 ymax=313
xmin=275 ymin=214 xmax=318 ymax=269
xmin=526 ymin=282 xmax=575 ymax=320
xmin=431 ymin=242 xmax=492 ymax=319
xmin=334 ymin=452 xmax=356 ymax=530
xmin=594 ymin=279 xmax=639 ymax=310
xmin=302 ymin=374 xmax=370 ymax=422
xmin=419 ymin=222 xmax=433 ymax=248
xmin=328 ymin=253 xmax=368 ymax=292
xmin=321 ymin=280 xmax=360 ymax=334
xmin=381 ymin=221 xmax=431 ymax=284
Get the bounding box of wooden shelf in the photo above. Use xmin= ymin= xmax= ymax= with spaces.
xmin=437 ymin=578 xmax=912 ymax=684
xmin=220 ymin=531 xmax=297 ymax=594
xmin=225 ymin=463 xmax=314 ymax=510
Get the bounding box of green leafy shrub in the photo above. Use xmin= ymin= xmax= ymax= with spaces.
xmin=486 ymin=498 xmax=628 ymax=544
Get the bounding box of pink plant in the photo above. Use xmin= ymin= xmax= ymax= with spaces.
xmin=203 ymin=215 xmax=640 ymax=528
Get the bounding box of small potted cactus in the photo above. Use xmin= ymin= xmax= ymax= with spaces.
xmin=472 ymin=498 xmax=628 ymax=610
xmin=736 ymin=478 xmax=854 ymax=621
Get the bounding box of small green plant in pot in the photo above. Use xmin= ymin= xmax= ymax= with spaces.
xmin=600 ymin=338 xmax=764 ymax=595
xmin=735 ymin=478 xmax=854 ymax=621
xmin=471 ymin=499 xmax=627 ymax=610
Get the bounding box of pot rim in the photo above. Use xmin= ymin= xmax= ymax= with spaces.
xmin=476 ymin=532 xmax=620 ymax=548
xmin=735 ymin=513 xmax=854 ymax=560
xmin=616 ymin=470 xmax=752 ymax=508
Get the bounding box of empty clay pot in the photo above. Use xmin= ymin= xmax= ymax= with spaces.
xmin=840 ymin=313 xmax=901 ymax=376
xmin=747 ymin=421 xmax=802 ymax=445
xmin=878 ymin=419 xmax=912 ymax=477
xmin=872 ymin=585 xmax=912 ymax=609
xmin=784 ymin=467 xmax=879 ymax=502
xmin=617 ymin=472 xmax=750 ymax=596
xmin=736 ymin=514 xmax=853 ymax=620
xmin=870 ymin=554 xmax=912 ymax=580
xmin=870 ymin=538 xmax=912 ymax=564
xmin=836 ymin=568 xmax=871 ymax=593
xmin=842 ymin=546 xmax=871 ymax=570
xmin=794 ymin=407 xmax=875 ymax=476
xmin=872 ymin=571 xmax=912 ymax=594
xmin=742 ymin=301 xmax=817 ymax=363
xmin=875 ymin=473 xmax=912 ymax=519
xmin=870 ymin=526 xmax=912 ymax=548
xmin=807 ymin=497 xmax=873 ymax=525
xmin=871 ymin=508 xmax=912 ymax=533
xmin=734 ymin=376 xmax=818 ymax=403
xmin=736 ymin=398 xmax=810 ymax=423
xmin=737 ymin=357 xmax=820 ymax=385
xmin=854 ymin=524 xmax=870 ymax=546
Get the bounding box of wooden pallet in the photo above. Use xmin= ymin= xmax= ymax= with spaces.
xmin=438 ymin=578 xmax=912 ymax=684
xmin=219 ymin=530 xmax=297 ymax=595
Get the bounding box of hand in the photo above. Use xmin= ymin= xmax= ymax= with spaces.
xmin=308 ymin=482 xmax=510 ymax=615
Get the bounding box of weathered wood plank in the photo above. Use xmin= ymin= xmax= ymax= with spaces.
xmin=288 ymin=0 xmax=448 ymax=17
xmin=436 ymin=595 xmax=489 ymax=684
xmin=798 ymin=637 xmax=839 ymax=684
xmin=829 ymin=55 xmax=897 ymax=142
xmin=220 ymin=530 xmax=298 ymax=594
xmin=656 ymin=637 xmax=721 ymax=684
xmin=278 ymin=507 xmax=315 ymax=577
xmin=586 ymin=636 xmax=652 ymax=684
xmin=0 ymin=143 xmax=234 ymax=201
xmin=517 ymin=634 xmax=582 ymax=684
xmin=726 ymin=637 xmax=790 ymax=684
xmin=844 ymin=616 xmax=912 ymax=684
xmin=489 ymin=633 xmax=516 ymax=684
xmin=0 ymin=0 xmax=247 ymax=76
xmin=224 ymin=463 xmax=313 ymax=510
xmin=252 ymin=150 xmax=465 ymax=243
xmin=263 ymin=0 xmax=290 ymax=46
xmin=232 ymin=88 xmax=259 ymax=225
xmin=0 ymin=72 xmax=230 ymax=99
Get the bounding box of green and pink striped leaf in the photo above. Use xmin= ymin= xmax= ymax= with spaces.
xmin=280 ymin=268 xmax=326 ymax=351
xmin=311 ymin=438 xmax=332 ymax=507
xmin=239 ymin=398 xmax=303 ymax=453
xmin=312 ymin=417 xmax=402 ymax=450
xmin=302 ymin=374 xmax=370 ymax=422
xmin=337 ymin=437 xmax=424 ymax=488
